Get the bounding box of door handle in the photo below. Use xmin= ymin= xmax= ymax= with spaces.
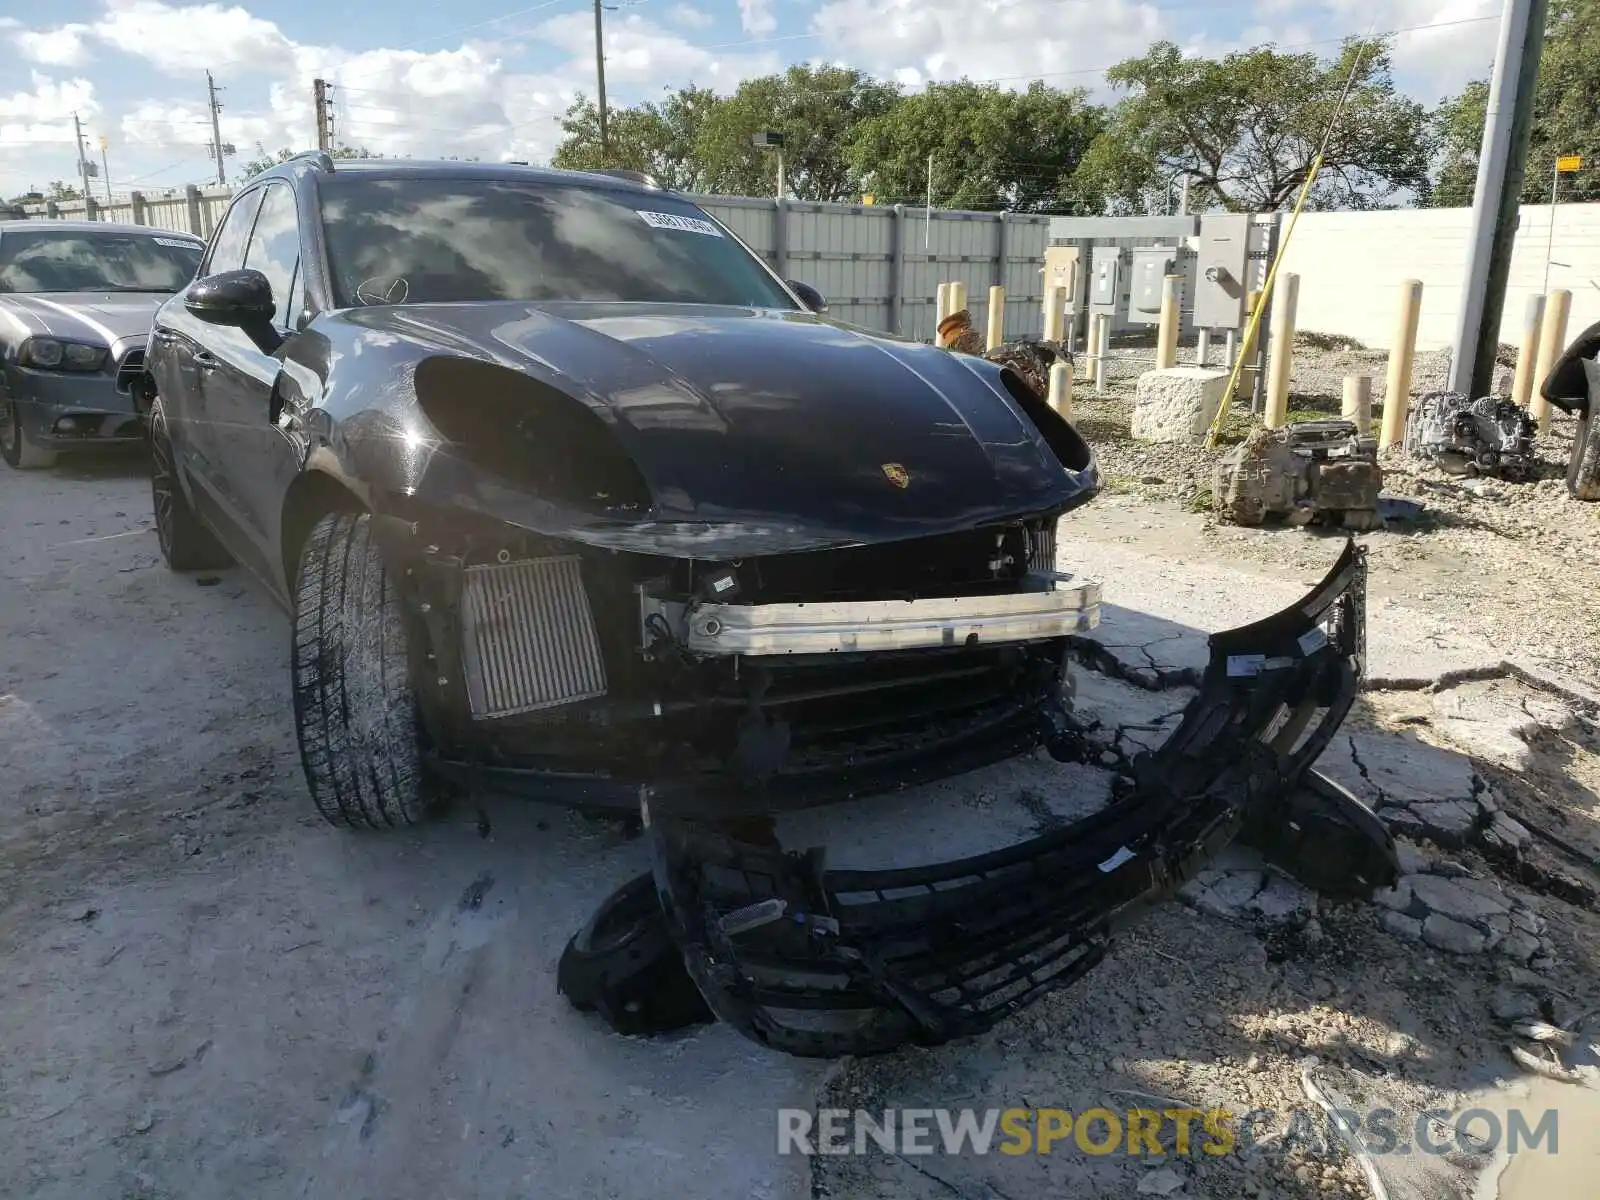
xmin=193 ymin=351 xmax=218 ymax=371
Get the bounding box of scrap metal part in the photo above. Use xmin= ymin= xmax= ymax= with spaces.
xmin=636 ymin=542 xmax=1372 ymax=1057
xmin=1214 ymin=420 xmax=1382 ymax=530
xmin=1403 ymin=391 xmax=1536 ymax=481
xmin=937 ymin=309 xmax=1072 ymax=401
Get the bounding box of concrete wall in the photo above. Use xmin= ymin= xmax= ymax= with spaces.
xmin=1278 ymin=204 xmax=1600 ymax=352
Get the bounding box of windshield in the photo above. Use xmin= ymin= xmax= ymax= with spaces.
xmin=0 ymin=230 xmax=203 ymax=293
xmin=318 ymin=177 xmax=797 ymax=309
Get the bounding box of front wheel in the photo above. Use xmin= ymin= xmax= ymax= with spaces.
xmin=292 ymin=511 xmax=437 ymax=829
xmin=0 ymin=399 xmax=58 ymax=469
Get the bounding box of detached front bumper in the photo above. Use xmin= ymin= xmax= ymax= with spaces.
xmin=644 ymin=541 xmax=1373 ymax=1057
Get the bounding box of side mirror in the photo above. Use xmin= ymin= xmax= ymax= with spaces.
xmin=185 ymin=269 xmax=282 ymax=353
xmin=787 ymin=280 xmax=827 ymax=314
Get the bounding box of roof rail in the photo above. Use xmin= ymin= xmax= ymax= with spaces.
xmin=590 ymin=168 xmax=661 ymax=189
xmin=287 ymin=150 xmax=336 ymax=172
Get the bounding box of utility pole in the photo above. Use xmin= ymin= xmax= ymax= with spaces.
xmin=72 ymin=112 xmax=92 ymax=204
xmin=313 ymin=78 xmax=332 ymax=153
xmin=99 ymin=135 xmax=112 ymax=201
xmin=593 ymin=0 xmax=609 ymax=162
xmin=925 ymin=153 xmax=934 ymax=249
xmin=1447 ymin=0 xmax=1549 ymax=398
xmin=206 ymin=71 xmax=227 ymax=185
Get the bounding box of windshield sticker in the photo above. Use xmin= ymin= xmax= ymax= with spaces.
xmin=153 ymin=236 xmax=199 ymax=249
xmin=636 ymin=210 xmax=724 ymax=237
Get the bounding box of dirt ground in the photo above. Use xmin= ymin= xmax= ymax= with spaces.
xmin=3 ymin=366 xmax=1599 ymax=1200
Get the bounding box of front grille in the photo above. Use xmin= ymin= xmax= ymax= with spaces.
xmin=115 ymin=348 xmax=145 ymax=394
xmin=459 ymin=556 xmax=608 ymax=719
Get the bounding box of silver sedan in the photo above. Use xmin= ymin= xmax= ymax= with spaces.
xmin=0 ymin=220 xmax=204 ymax=468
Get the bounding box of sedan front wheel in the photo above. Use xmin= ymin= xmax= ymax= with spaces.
xmin=292 ymin=511 xmax=437 ymax=829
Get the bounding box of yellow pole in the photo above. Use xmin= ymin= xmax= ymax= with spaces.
xmin=1042 ymin=285 xmax=1064 ymax=343
xmin=1379 ymin=279 xmax=1423 ymax=451
xmin=950 ymin=280 xmax=968 ymax=320
xmin=1342 ymin=375 xmax=1372 ymax=435
xmin=1530 ymin=288 xmax=1572 ymax=432
xmin=1205 ymin=150 xmax=1327 ymax=446
xmin=1154 ymin=274 xmax=1182 ymax=369
xmin=1510 ymin=294 xmax=1546 ymax=411
xmin=1048 ymin=360 xmax=1073 ymax=419
xmin=986 ymin=285 xmax=1005 ymax=350
xmin=936 ymin=282 xmax=951 ymax=327
xmin=1263 ymin=272 xmax=1300 ymax=428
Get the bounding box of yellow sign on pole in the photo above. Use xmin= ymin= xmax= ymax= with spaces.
xmin=1556 ymin=155 xmax=1582 ymax=172
xmin=98 ymin=134 xmax=109 ymax=151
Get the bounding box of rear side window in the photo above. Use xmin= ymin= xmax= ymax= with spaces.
xmin=204 ymin=189 xmax=264 ymax=275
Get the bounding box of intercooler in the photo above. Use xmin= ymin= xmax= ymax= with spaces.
xmin=459 ymin=556 xmax=608 ymax=719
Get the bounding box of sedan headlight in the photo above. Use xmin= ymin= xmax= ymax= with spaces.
xmin=18 ymin=337 xmax=107 ymax=372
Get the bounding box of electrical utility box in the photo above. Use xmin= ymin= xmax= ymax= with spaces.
xmin=1088 ymin=246 xmax=1123 ymax=316
xmin=1042 ymin=245 xmax=1083 ymax=313
xmin=1127 ymin=246 xmax=1183 ymax=325
xmin=1193 ymin=213 xmax=1251 ymax=330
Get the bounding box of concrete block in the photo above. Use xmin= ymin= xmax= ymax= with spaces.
xmin=1132 ymin=367 xmax=1230 ymax=443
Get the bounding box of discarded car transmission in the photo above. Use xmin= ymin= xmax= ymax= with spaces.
xmin=1403 ymin=390 xmax=1536 ymax=481
xmin=1213 ymin=420 xmax=1382 ymax=529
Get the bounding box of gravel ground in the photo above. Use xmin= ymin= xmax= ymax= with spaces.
xmin=1065 ymin=336 xmax=1600 ymax=683
xmin=3 ymin=430 xmax=1598 ymax=1200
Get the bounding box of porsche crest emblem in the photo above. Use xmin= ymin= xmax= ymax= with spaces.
xmin=881 ymin=462 xmax=910 ymax=489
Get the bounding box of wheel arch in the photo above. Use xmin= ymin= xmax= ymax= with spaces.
xmin=279 ymin=463 xmax=369 ymax=593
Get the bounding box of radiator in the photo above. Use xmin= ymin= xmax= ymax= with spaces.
xmin=459 ymin=556 xmax=608 ymax=719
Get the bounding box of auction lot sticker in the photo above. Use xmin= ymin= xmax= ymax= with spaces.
xmin=637 ymin=211 xmax=724 ymax=237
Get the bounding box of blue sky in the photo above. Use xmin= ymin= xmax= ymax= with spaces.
xmin=0 ymin=0 xmax=1502 ymax=198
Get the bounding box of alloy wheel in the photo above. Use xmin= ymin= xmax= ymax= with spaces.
xmin=150 ymin=422 xmax=176 ymax=560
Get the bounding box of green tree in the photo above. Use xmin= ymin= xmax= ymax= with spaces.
xmin=552 ymin=86 xmax=720 ymax=191
xmin=46 ymin=180 xmax=83 ymax=201
xmin=691 ymin=65 xmax=901 ymax=199
xmin=1074 ymin=38 xmax=1432 ymax=213
xmin=846 ymin=80 xmax=1103 ymax=212
xmin=1429 ymin=0 xmax=1600 ymax=205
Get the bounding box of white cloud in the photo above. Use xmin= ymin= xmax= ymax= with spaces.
xmin=91 ymin=0 xmax=295 ymax=75
xmin=12 ymin=24 xmax=93 ymax=67
xmin=668 ymin=4 xmax=715 ymax=29
xmin=810 ymin=0 xmax=1166 ymax=94
xmin=539 ymin=11 xmax=781 ymax=88
xmin=738 ymin=0 xmax=777 ymax=36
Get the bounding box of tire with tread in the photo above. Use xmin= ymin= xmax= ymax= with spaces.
xmin=292 ymin=511 xmax=435 ymax=829
xmin=149 ymin=398 xmax=232 ymax=570
xmin=1 ymin=399 xmax=58 ymax=469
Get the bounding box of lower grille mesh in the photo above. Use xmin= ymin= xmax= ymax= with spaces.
xmin=460 ymin=556 xmax=607 ymax=719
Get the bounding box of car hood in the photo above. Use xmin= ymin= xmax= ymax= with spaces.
xmin=1 ymin=291 xmax=169 ymax=350
xmin=351 ymin=301 xmax=1091 ymax=540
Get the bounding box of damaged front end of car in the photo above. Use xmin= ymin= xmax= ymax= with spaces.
xmin=638 ymin=541 xmax=1381 ymax=1057
xmin=370 ymin=502 xmax=1102 ymax=813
